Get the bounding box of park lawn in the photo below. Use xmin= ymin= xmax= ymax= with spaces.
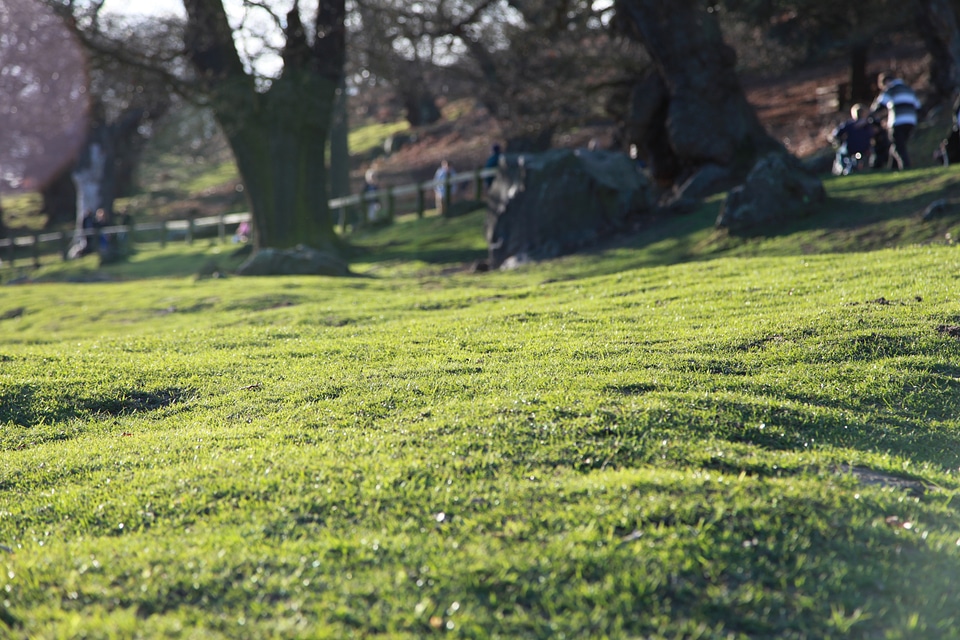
xmin=2 ymin=171 xmax=960 ymax=637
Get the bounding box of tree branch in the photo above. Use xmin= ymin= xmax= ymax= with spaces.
xmin=182 ymin=0 xmax=247 ymax=86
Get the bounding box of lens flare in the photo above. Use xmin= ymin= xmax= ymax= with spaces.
xmin=0 ymin=0 xmax=89 ymax=193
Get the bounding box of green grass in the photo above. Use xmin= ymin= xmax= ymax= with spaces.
xmin=180 ymin=162 xmax=241 ymax=195
xmin=0 ymin=193 xmax=44 ymax=232
xmin=3 ymin=169 xmax=960 ymax=638
xmin=349 ymin=120 xmax=411 ymax=157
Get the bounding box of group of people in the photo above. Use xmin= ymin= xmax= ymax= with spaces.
xmin=828 ymin=71 xmax=924 ymax=175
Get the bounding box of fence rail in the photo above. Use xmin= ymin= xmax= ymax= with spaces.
xmin=0 ymin=167 xmax=499 ymax=272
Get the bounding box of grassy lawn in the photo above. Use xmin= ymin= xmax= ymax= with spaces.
xmin=2 ymin=169 xmax=960 ymax=638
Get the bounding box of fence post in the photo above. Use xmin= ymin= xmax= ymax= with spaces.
xmin=160 ymin=220 xmax=167 ymax=248
xmin=218 ymin=213 xmax=226 ymax=244
xmin=359 ymin=193 xmax=368 ymax=228
xmin=187 ymin=218 xmax=194 ymax=245
xmin=59 ymin=232 xmax=69 ymax=260
xmin=7 ymin=239 xmax=14 ymax=268
xmin=474 ymin=169 xmax=483 ymax=201
xmin=32 ymin=235 xmax=40 ymax=268
xmin=443 ymin=172 xmax=452 ymax=217
xmin=416 ymin=184 xmax=425 ymax=219
xmin=385 ymin=187 xmax=395 ymax=223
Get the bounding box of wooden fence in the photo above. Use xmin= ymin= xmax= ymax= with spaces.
xmin=329 ymin=166 xmax=497 ymax=230
xmin=0 ymin=166 xmax=499 ymax=272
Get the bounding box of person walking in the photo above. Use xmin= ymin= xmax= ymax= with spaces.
xmin=483 ymin=144 xmax=502 ymax=189
xmin=870 ymin=72 xmax=921 ymax=170
xmin=434 ymin=159 xmax=454 ymax=216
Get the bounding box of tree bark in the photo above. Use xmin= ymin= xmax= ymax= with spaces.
xmin=41 ymin=169 xmax=76 ymax=229
xmin=182 ymin=0 xmax=345 ymax=254
xmin=329 ymin=77 xmax=351 ymax=201
xmin=615 ymin=0 xmax=785 ymax=181
xmin=396 ymin=68 xmax=442 ymax=127
xmin=224 ymin=72 xmax=340 ymax=252
xmin=916 ymin=0 xmax=960 ymax=102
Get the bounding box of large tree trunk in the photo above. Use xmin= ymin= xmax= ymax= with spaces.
xmin=399 ymin=86 xmax=442 ymax=127
xmin=65 ymin=107 xmax=147 ymax=258
xmin=916 ymin=0 xmax=960 ymax=102
xmin=67 ymin=131 xmax=108 ymax=258
xmin=615 ymin=0 xmax=823 ymax=230
xmin=41 ymin=168 xmax=76 ymax=229
xmin=182 ymin=0 xmax=345 ymax=255
xmin=615 ymin=0 xmax=785 ymax=181
xmin=221 ymin=72 xmax=341 ymax=252
xmin=329 ymin=76 xmax=351 ymax=202
xmin=394 ymin=60 xmax=441 ymax=127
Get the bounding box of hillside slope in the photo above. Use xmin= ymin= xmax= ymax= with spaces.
xmin=366 ymin=45 xmax=939 ymax=190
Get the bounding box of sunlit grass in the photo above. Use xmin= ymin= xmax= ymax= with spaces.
xmin=3 ymin=216 xmax=960 ymax=637
xmin=181 ymin=161 xmax=241 ymax=195
xmin=0 ymin=192 xmax=45 ymax=233
xmin=349 ymin=120 xmax=411 ymax=156
xmin=4 ymin=146 xmax=960 ymax=638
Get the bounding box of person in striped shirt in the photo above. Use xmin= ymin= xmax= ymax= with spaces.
xmin=870 ymin=73 xmax=922 ymax=170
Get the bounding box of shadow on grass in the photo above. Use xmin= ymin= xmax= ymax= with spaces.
xmin=352 ymin=244 xmax=487 ymax=266
xmin=0 ymin=384 xmax=192 ymax=431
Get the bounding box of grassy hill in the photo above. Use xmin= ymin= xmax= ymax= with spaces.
xmin=2 ymin=163 xmax=960 ymax=637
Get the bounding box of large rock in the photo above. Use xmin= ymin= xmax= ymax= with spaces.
xmin=486 ymin=149 xmax=653 ymax=269
xmin=716 ymin=153 xmax=825 ymax=233
xmin=236 ymin=245 xmax=350 ymax=277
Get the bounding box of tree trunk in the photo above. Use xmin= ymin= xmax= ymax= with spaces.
xmin=916 ymin=0 xmax=960 ymax=101
xmin=41 ymin=168 xmax=76 ymax=229
xmin=112 ymin=107 xmax=152 ymax=199
xmin=615 ymin=0 xmax=785 ymax=180
xmin=67 ymin=132 xmax=108 ymax=258
xmin=182 ymin=0 xmax=345 ymax=256
xmin=219 ymin=73 xmax=341 ymax=253
xmin=61 ymin=105 xmax=145 ymax=248
xmin=396 ymin=60 xmax=442 ymax=127
xmin=400 ymin=87 xmax=442 ymax=127
xmin=615 ymin=0 xmax=823 ymax=229
xmin=329 ymin=77 xmax=351 ymax=201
